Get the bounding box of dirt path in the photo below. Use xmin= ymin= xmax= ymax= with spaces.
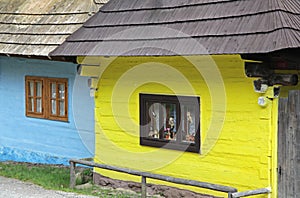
xmin=0 ymin=176 xmax=98 ymax=198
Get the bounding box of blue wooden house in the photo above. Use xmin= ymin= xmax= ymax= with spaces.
xmin=0 ymin=0 xmax=108 ymax=165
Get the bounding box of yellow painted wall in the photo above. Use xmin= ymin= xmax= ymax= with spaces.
xmin=78 ymin=55 xmax=277 ymax=197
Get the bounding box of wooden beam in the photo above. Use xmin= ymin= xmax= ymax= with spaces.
xmin=69 ymin=159 xmax=237 ymax=194
xmin=69 ymin=161 xmax=76 ymax=189
xmin=231 ymin=187 xmax=271 ymax=198
xmin=141 ymin=176 xmax=147 ymax=198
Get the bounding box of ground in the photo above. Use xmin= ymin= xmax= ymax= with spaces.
xmin=0 ymin=176 xmax=97 ymax=198
xmin=93 ymin=173 xmax=219 ymax=198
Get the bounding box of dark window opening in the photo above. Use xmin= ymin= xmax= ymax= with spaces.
xmin=140 ymin=94 xmax=200 ymax=153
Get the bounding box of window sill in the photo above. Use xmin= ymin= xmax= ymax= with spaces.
xmin=26 ymin=115 xmax=69 ymax=122
xmin=140 ymin=137 xmax=199 ymax=153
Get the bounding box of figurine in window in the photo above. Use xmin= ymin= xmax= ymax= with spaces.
xmin=148 ymin=126 xmax=154 ymax=137
xmin=149 ymin=128 xmax=159 ymax=139
xmin=165 ymin=128 xmax=171 ymax=139
xmin=148 ymin=108 xmax=160 ymax=138
xmin=186 ymin=133 xmax=195 ymax=141
xmin=168 ymin=116 xmax=175 ymax=131
xmin=187 ymin=111 xmax=193 ymax=124
xmin=153 ymin=130 xmax=159 ymax=138
xmin=168 ymin=116 xmax=176 ymax=139
xmin=186 ymin=111 xmax=195 ymax=142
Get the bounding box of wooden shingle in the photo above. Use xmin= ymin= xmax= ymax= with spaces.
xmin=51 ymin=0 xmax=300 ymax=56
xmin=0 ymin=0 xmax=109 ymax=56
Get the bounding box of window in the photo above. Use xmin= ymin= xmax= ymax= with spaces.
xmin=25 ymin=76 xmax=68 ymax=121
xmin=140 ymin=94 xmax=200 ymax=153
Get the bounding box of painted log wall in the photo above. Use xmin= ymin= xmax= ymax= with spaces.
xmin=0 ymin=56 xmax=94 ymax=165
xmin=80 ymin=55 xmax=277 ymax=197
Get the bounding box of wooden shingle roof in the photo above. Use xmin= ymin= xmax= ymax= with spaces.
xmin=51 ymin=0 xmax=300 ymax=57
xmin=0 ymin=0 xmax=108 ymax=57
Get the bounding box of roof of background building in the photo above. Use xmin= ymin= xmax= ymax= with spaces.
xmin=51 ymin=0 xmax=300 ymax=57
xmin=0 ymin=0 xmax=108 ymax=57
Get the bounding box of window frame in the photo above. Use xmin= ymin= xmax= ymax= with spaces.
xmin=25 ymin=76 xmax=68 ymax=122
xmin=139 ymin=93 xmax=200 ymax=153
xmin=25 ymin=76 xmax=45 ymax=119
xmin=47 ymin=78 xmax=68 ymax=121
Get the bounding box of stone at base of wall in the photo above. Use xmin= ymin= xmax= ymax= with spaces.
xmin=93 ymin=172 xmax=219 ymax=198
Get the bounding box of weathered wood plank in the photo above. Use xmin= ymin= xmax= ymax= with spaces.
xmin=294 ymin=91 xmax=300 ymax=197
xmin=287 ymin=90 xmax=300 ymax=198
xmin=141 ymin=176 xmax=147 ymax=198
xmin=70 ymin=161 xmax=76 ymax=189
xmin=277 ymin=97 xmax=288 ymax=198
xmin=277 ymin=90 xmax=300 ymax=197
xmin=231 ymin=187 xmax=271 ymax=198
xmin=278 ymin=90 xmax=300 ymax=198
xmin=286 ymin=91 xmax=295 ymax=197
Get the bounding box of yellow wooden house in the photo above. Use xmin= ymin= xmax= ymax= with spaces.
xmin=51 ymin=0 xmax=300 ymax=197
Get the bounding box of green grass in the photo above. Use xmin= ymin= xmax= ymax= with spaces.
xmin=0 ymin=162 xmax=140 ymax=198
xmin=0 ymin=162 xmax=69 ymax=189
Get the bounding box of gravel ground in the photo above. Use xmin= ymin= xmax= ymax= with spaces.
xmin=0 ymin=176 xmax=98 ymax=198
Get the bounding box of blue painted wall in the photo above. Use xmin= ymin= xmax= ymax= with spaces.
xmin=0 ymin=56 xmax=94 ymax=165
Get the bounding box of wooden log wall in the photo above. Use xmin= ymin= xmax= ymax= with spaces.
xmin=278 ymin=90 xmax=300 ymax=197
